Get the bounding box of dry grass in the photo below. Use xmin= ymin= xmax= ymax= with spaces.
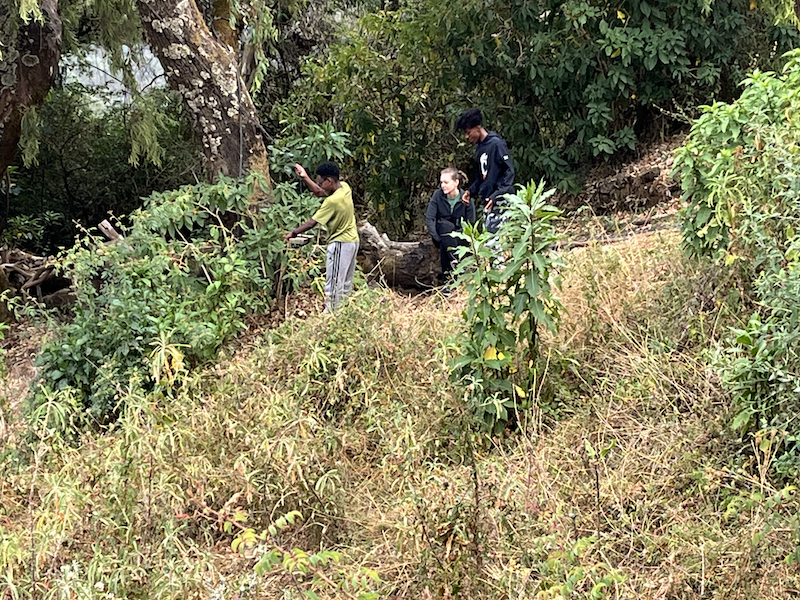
xmin=525 ymin=229 xmax=800 ymax=599
xmin=0 ymin=231 xmax=798 ymax=599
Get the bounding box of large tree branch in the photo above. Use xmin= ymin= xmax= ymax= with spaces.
xmin=357 ymin=222 xmax=441 ymax=288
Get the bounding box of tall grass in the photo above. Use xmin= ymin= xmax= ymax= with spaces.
xmin=1 ymin=231 xmax=799 ymax=598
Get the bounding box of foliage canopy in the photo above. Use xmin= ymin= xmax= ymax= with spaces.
xmin=280 ymin=0 xmax=800 ymax=235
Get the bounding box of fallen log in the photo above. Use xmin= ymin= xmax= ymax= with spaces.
xmin=357 ymin=221 xmax=441 ymax=289
xmin=1 ymin=219 xmax=127 ymax=313
xmin=0 ymin=220 xmax=442 ymax=321
xmin=21 ymin=266 xmax=55 ymax=291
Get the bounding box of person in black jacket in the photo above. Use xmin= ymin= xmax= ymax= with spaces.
xmin=456 ymin=108 xmax=515 ymax=233
xmin=425 ymin=167 xmax=476 ymax=282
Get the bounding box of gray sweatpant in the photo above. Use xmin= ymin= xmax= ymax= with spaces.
xmin=325 ymin=241 xmax=359 ymax=312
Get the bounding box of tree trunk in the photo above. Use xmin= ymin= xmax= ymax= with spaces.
xmin=135 ymin=0 xmax=271 ymax=182
xmin=357 ymin=221 xmax=441 ymax=288
xmin=0 ymin=0 xmax=62 ymax=178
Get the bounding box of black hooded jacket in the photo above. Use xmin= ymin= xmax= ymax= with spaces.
xmin=425 ymin=188 xmax=477 ymax=243
xmin=467 ymin=131 xmax=515 ymax=204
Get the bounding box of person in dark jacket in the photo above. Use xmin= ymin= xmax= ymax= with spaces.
xmin=456 ymin=108 xmax=515 ymax=233
xmin=425 ymin=167 xmax=476 ymax=282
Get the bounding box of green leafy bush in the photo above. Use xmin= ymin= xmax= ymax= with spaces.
xmin=674 ymin=49 xmax=800 ymax=475
xmin=29 ymin=173 xmax=322 ymax=425
xmin=268 ymin=122 xmax=354 ymax=180
xmin=432 ymin=0 xmax=798 ymax=180
xmin=672 ymin=64 xmax=800 ymax=258
xmin=278 ymin=9 xmax=459 ymax=236
xmin=279 ymin=0 xmax=799 ymax=230
xmin=450 ymin=181 xmax=563 ymax=433
xmin=0 ymin=211 xmax=65 ymax=256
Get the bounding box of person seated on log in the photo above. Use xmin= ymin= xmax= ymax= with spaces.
xmin=286 ymin=161 xmax=360 ymax=312
xmin=425 ymin=167 xmax=476 ymax=285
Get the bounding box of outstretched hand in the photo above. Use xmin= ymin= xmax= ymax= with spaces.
xmin=462 ymin=190 xmax=471 ymax=205
xmin=485 ymin=197 xmax=494 ymax=212
xmin=294 ymin=163 xmax=308 ymax=179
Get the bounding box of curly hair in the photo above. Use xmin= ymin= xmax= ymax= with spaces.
xmin=455 ymin=108 xmax=483 ymax=131
xmin=315 ymin=161 xmax=340 ymax=180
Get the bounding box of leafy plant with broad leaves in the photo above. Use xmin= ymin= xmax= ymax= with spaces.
xmin=276 ymin=9 xmax=464 ymax=237
xmin=672 ymin=62 xmax=800 ymax=258
xmin=269 ymin=122 xmax=354 ymax=180
xmin=427 ymin=0 xmax=799 ymax=183
xmin=450 ymin=180 xmax=563 ymax=433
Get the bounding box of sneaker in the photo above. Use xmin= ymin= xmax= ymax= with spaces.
xmin=441 ymin=286 xmax=453 ymax=296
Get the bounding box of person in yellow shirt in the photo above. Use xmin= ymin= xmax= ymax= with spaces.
xmin=285 ymin=161 xmax=360 ymax=311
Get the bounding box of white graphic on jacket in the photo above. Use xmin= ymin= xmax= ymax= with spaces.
xmin=480 ymin=152 xmax=489 ymax=179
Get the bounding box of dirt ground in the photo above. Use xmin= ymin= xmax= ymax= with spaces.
xmin=0 ymin=322 xmax=41 ymax=444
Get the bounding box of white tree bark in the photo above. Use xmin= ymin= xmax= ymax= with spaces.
xmin=358 ymin=222 xmax=441 ymax=288
xmin=135 ymin=0 xmax=271 ymax=182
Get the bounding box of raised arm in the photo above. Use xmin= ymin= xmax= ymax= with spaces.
xmin=294 ymin=163 xmax=327 ymax=198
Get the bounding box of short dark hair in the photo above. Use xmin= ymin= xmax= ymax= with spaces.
xmin=456 ymin=108 xmax=483 ymax=131
xmin=316 ymin=161 xmax=340 ymax=180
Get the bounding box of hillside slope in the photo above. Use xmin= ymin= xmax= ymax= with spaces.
xmin=1 ymin=223 xmax=799 ymax=599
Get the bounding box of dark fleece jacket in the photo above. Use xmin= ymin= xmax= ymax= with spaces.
xmin=425 ymin=188 xmax=477 ymax=243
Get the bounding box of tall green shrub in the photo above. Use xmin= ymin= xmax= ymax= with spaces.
xmin=674 ymin=49 xmax=800 ymax=475
xmin=30 ymin=174 xmax=322 ymax=426
xmin=451 ymin=181 xmax=563 ymax=433
xmin=439 ymin=0 xmax=798 ymax=175
xmin=278 ymin=10 xmax=462 ymax=236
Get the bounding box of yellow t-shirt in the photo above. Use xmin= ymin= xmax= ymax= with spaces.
xmin=312 ymin=182 xmax=359 ymax=243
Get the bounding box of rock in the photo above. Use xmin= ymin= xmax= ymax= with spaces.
xmin=638 ymin=167 xmax=661 ymax=183
xmin=555 ymin=134 xmax=685 ymax=214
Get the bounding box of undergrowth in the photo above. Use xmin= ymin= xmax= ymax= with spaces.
xmin=1 ymin=229 xmax=799 ymax=599
xmin=26 ymin=174 xmax=323 ymax=427
xmin=674 ymin=49 xmax=800 ymax=475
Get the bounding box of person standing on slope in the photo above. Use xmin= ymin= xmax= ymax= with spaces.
xmin=286 ymin=161 xmax=359 ymax=312
xmin=456 ymin=108 xmax=515 ymax=234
